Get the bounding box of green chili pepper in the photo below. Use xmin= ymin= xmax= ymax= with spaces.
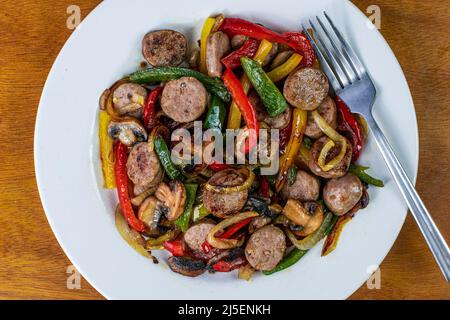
xmin=129 ymin=67 xmax=231 ymax=103
xmin=262 ymin=248 xmax=308 ymax=275
xmin=175 ymin=183 xmax=198 ymax=232
xmin=154 ymin=136 xmax=184 ymax=180
xmin=240 ymin=56 xmax=288 ymax=117
xmin=349 ymin=164 xmax=384 ymax=187
xmin=204 ymin=95 xmax=226 ymax=132
xmin=287 ymin=164 xmax=298 ymax=185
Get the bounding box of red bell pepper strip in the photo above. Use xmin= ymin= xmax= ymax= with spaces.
xmin=336 ymin=97 xmax=363 ymax=162
xmin=143 ymin=86 xmax=163 ymax=131
xmin=208 ymin=162 xmax=231 ymax=172
xmin=258 ymin=176 xmax=270 ymax=198
xmin=219 ymin=18 xmax=315 ymax=67
xmin=201 ymin=240 xmax=213 ymax=254
xmin=221 ymin=39 xmax=260 ymax=69
xmin=201 ymin=217 xmax=254 ymax=254
xmin=163 ymin=240 xmax=186 ymax=257
xmin=220 ymin=217 xmax=254 ymax=239
xmin=115 ymin=142 xmax=146 ymax=232
xmin=222 ymin=68 xmax=259 ymax=153
xmin=211 ymin=257 xmax=247 ymax=272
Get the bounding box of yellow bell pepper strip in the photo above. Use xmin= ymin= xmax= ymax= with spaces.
xmin=275 ymin=108 xmax=307 ymax=192
xmin=227 ymin=40 xmax=273 ymax=129
xmin=312 ymin=110 xmax=347 ymax=172
xmin=200 ymin=17 xmax=216 ymax=74
xmin=266 ymin=53 xmax=303 ymax=83
xmin=98 ymin=110 xmax=116 ymax=189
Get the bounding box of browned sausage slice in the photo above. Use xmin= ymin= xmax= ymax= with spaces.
xmin=304 ymin=97 xmax=337 ymax=139
xmin=245 ymin=225 xmax=286 ymax=271
xmin=167 ymin=256 xmax=206 ymax=277
xmin=142 ymin=30 xmax=187 ymax=67
xmin=203 ymin=169 xmax=248 ymax=218
xmin=160 ymin=77 xmax=207 ymax=123
xmin=308 ymin=136 xmax=352 ymax=178
xmin=323 ymin=173 xmax=363 ymax=216
xmin=206 ymin=31 xmax=230 ymax=78
xmin=231 ymin=34 xmax=248 ymax=49
xmin=126 ymin=142 xmax=163 ymax=194
xmin=113 ymin=83 xmax=147 ymax=118
xmin=184 ymin=222 xmax=215 ymax=252
xmin=281 ymin=170 xmax=320 ymax=201
xmin=283 ymin=67 xmax=329 ymax=110
xmin=264 ymin=107 xmax=291 ymax=129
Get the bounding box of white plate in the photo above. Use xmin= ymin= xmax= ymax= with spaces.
xmin=35 ymin=0 xmax=418 ymax=299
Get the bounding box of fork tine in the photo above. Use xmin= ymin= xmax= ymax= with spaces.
xmin=323 ymin=11 xmax=366 ymax=78
xmin=308 ymin=19 xmax=349 ymax=88
xmin=315 ymin=16 xmax=357 ymax=83
xmin=301 ymin=24 xmax=342 ymax=91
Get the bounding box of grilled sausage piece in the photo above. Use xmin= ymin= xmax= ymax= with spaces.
xmin=323 ymin=173 xmax=363 ymax=216
xmin=308 ymin=136 xmax=352 ymax=179
xmin=142 ymin=30 xmax=187 ymax=67
xmin=231 ymin=34 xmax=248 ymax=49
xmin=113 ymin=83 xmax=147 ymax=118
xmin=184 ymin=222 xmax=215 ymax=252
xmin=160 ymin=77 xmax=207 ymax=123
xmin=167 ymin=256 xmax=206 ymax=277
xmin=281 ymin=170 xmax=320 ymax=202
xmin=126 ymin=142 xmax=163 ymax=194
xmin=264 ymin=107 xmax=291 ymax=129
xmin=304 ymin=97 xmax=337 ymax=139
xmin=203 ymin=169 xmax=248 ymax=218
xmin=245 ymin=225 xmax=286 ymax=271
xmin=283 ymin=67 xmax=329 ymax=111
xmin=206 ymin=31 xmax=230 ymax=78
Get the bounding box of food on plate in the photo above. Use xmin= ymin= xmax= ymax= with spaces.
xmin=98 ymin=14 xmax=383 ymax=279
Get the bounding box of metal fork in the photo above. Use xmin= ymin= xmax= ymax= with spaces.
xmin=303 ymin=12 xmax=450 ymax=281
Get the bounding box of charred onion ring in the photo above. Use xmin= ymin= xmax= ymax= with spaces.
xmin=204 ymin=167 xmax=255 ymax=194
xmin=207 ymin=211 xmax=259 ymax=249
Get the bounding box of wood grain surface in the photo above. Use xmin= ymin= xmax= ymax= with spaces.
xmin=0 ymin=0 xmax=448 ymax=300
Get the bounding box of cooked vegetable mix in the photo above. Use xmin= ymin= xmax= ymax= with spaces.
xmin=98 ymin=14 xmax=381 ymax=279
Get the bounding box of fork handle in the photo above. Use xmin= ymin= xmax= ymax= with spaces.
xmin=366 ymin=114 xmax=450 ymax=281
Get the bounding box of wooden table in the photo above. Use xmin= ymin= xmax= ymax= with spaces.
xmin=0 ymin=0 xmax=448 ymax=300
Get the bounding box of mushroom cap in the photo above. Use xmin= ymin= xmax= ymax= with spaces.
xmin=282 ymin=199 xmax=324 ymax=237
xmin=107 ymin=117 xmax=147 ymax=146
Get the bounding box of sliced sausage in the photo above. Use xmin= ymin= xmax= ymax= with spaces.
xmin=271 ymin=50 xmax=293 ymax=69
xmin=281 ymin=170 xmax=320 ymax=202
xmin=283 ymin=67 xmax=329 ymax=110
xmin=304 ymin=97 xmax=337 ymax=139
xmin=184 ymin=222 xmax=215 ymax=252
xmin=203 ymin=169 xmax=248 ymax=218
xmin=206 ymin=31 xmax=230 ymax=78
xmin=113 ymin=83 xmax=147 ymax=118
xmin=142 ymin=30 xmax=187 ymax=67
xmin=264 ymin=107 xmax=291 ymax=129
xmin=323 ymin=173 xmax=363 ymax=216
xmin=160 ymin=77 xmax=207 ymax=123
xmin=231 ymin=34 xmax=248 ymax=49
xmin=127 ymin=142 xmax=163 ymax=194
xmin=245 ymin=225 xmax=286 ymax=271
xmin=308 ymin=136 xmax=352 ymax=179
xmin=167 ymin=256 xmax=206 ymax=277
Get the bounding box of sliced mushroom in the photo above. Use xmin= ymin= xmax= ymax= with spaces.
xmin=155 ymin=181 xmax=187 ymax=221
xmin=138 ymin=196 xmax=166 ymax=237
xmin=282 ymin=199 xmax=324 ymax=237
xmin=206 ymin=31 xmax=231 ymax=78
xmin=108 ymin=117 xmax=147 ymax=146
